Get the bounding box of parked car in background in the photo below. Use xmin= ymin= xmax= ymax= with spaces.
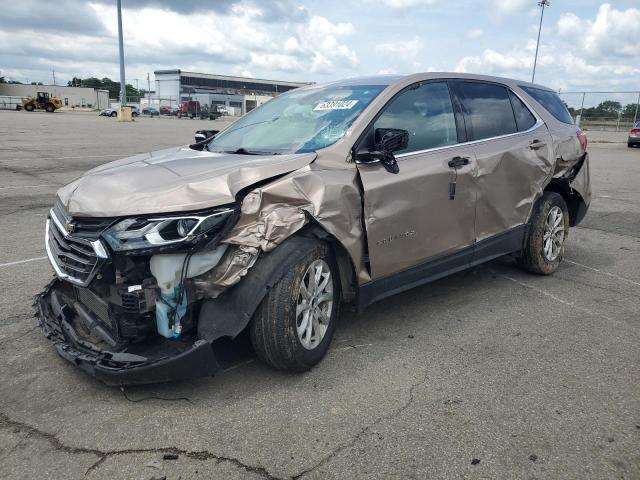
xmin=99 ymin=106 xmax=139 ymax=117
xmin=98 ymin=108 xmax=117 ymax=117
xmin=628 ymin=122 xmax=640 ymax=147
xmin=142 ymin=107 xmax=160 ymax=116
xmin=36 ymin=73 xmax=590 ymax=385
xmin=159 ymin=106 xmax=174 ymax=115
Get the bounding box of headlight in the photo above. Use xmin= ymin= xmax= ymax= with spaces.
xmin=103 ymin=207 xmax=235 ymax=252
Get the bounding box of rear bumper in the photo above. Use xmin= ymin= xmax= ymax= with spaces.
xmin=35 ymin=279 xmax=219 ymax=386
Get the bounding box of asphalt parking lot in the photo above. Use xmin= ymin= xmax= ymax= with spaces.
xmin=0 ymin=110 xmax=638 ymax=479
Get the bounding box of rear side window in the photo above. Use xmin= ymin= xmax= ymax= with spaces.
xmin=454 ymin=82 xmax=517 ymax=141
xmin=374 ymin=81 xmax=457 ymax=154
xmin=521 ymin=86 xmax=573 ymax=124
xmin=509 ymin=91 xmax=537 ymax=131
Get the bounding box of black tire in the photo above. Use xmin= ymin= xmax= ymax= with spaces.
xmin=250 ymin=240 xmax=340 ymax=372
xmin=45 ymin=104 xmax=55 ymax=112
xmin=110 ymin=111 xmax=117 ymax=117
xmin=25 ymin=103 xmax=35 ymax=112
xmin=517 ymin=191 xmax=569 ymax=275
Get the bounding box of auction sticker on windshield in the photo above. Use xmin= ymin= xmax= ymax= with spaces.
xmin=313 ymin=100 xmax=359 ymax=111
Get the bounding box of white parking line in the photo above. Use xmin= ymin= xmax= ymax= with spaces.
xmin=0 ymin=185 xmax=57 ymax=190
xmin=49 ymin=153 xmax=135 ymax=160
xmin=0 ymin=256 xmax=47 ymax=268
xmin=564 ymin=259 xmax=640 ymax=287
xmin=498 ymin=273 xmax=613 ymax=321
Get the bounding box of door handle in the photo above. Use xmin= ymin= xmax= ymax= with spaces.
xmin=448 ymin=156 xmax=470 ymax=168
xmin=528 ymin=139 xmax=546 ymax=150
xmin=447 ymin=156 xmax=470 ymax=200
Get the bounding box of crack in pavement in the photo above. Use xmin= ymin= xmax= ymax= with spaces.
xmin=291 ymin=368 xmax=430 ymax=479
xmin=0 ymin=412 xmax=285 ymax=480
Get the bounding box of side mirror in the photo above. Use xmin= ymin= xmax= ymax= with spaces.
xmin=376 ymin=128 xmax=409 ymax=153
xmin=190 ymin=129 xmax=220 ymax=150
xmin=194 ymin=129 xmax=219 ymax=143
xmin=354 ymin=128 xmax=408 ymax=174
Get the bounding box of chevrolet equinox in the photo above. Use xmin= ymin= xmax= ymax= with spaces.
xmin=36 ymin=73 xmax=591 ymax=385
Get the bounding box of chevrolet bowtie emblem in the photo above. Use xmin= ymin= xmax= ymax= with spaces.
xmin=65 ymin=222 xmax=76 ymax=234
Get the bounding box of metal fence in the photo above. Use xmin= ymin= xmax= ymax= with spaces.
xmin=110 ymin=95 xmax=246 ymax=117
xmin=559 ymin=90 xmax=640 ymax=131
xmin=0 ymin=96 xmax=23 ymax=110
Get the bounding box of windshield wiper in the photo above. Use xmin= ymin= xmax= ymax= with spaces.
xmin=223 ymin=148 xmax=263 ymax=155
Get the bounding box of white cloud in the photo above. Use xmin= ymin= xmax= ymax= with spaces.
xmin=454 ymin=4 xmax=640 ymax=91
xmin=493 ymin=0 xmax=531 ymax=17
xmin=466 ymin=28 xmax=484 ymax=39
xmin=1 ymin=2 xmax=359 ymax=84
xmin=380 ymin=0 xmax=436 ymax=8
xmin=375 ymin=37 xmax=423 ymax=73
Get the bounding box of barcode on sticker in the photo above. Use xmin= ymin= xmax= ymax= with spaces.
xmin=313 ymin=100 xmax=358 ymax=111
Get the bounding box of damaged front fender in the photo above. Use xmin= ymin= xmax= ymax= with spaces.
xmin=192 ymin=163 xmax=367 ymax=299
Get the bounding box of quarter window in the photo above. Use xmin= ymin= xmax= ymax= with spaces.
xmin=374 ymin=82 xmax=457 ymax=154
xmin=455 ymin=82 xmax=517 ymax=141
xmin=521 ymin=86 xmax=574 ymax=124
xmin=509 ymin=91 xmax=537 ymax=132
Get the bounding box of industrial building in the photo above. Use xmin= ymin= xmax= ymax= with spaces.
xmin=154 ymin=70 xmax=309 ymax=115
xmin=0 ymin=83 xmax=109 ymax=110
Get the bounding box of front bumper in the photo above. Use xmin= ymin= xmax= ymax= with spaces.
xmin=35 ymin=279 xmax=219 ymax=386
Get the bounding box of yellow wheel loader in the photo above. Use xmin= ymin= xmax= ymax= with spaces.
xmin=21 ymin=92 xmax=63 ymax=112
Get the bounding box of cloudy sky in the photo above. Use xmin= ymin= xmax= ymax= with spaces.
xmin=1 ymin=0 xmax=638 ymax=98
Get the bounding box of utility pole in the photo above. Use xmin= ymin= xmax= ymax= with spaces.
xmin=532 ymin=0 xmax=550 ymax=83
xmin=52 ymin=69 xmax=56 ymax=86
xmin=116 ymin=0 xmax=127 ymax=106
xmin=147 ymin=72 xmax=151 ymax=104
xmin=633 ymin=91 xmax=640 ymax=126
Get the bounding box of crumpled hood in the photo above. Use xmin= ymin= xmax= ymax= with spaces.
xmin=57 ymin=146 xmax=317 ymax=217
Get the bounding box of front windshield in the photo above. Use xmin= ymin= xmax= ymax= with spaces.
xmin=206 ymin=84 xmax=385 ymax=155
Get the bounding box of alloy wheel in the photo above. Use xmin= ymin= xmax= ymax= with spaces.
xmin=543 ymin=206 xmax=565 ymax=261
xmin=296 ymin=259 xmax=334 ymax=350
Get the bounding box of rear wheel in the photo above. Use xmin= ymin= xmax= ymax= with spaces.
xmin=250 ymin=240 xmax=339 ymax=372
xmin=517 ymin=192 xmax=569 ymax=275
xmin=110 ymin=111 xmax=117 ymax=117
xmin=24 ymin=103 xmax=35 ymax=112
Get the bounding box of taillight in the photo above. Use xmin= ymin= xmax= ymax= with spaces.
xmin=630 ymin=129 xmax=640 ymax=134
xmin=577 ymin=130 xmax=588 ymax=151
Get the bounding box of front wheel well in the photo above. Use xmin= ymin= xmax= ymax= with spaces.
xmin=296 ymin=221 xmax=357 ymax=305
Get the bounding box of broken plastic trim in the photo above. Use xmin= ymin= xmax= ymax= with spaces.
xmin=35 ymin=279 xmax=219 ymax=386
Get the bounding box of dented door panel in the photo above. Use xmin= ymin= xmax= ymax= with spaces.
xmin=358 ymin=146 xmax=477 ymax=280
xmin=471 ymin=126 xmax=554 ymax=241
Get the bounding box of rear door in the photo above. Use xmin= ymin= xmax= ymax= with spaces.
xmin=356 ymin=81 xmax=477 ymax=280
xmin=451 ymin=80 xmax=554 ymax=245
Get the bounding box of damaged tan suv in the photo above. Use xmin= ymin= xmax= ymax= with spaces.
xmin=37 ymin=73 xmax=590 ymax=385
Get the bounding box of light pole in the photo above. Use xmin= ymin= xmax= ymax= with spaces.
xmin=116 ymin=0 xmax=126 ymax=106
xmin=532 ymin=0 xmax=550 ymax=83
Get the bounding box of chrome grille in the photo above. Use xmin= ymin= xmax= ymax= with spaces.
xmin=46 ymin=206 xmax=109 ymax=286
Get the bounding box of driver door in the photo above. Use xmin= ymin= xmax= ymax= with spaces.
xmin=356 ymin=81 xmax=477 ymax=280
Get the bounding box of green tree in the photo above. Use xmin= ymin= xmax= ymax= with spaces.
xmin=61 ymin=76 xmax=144 ymax=100
xmin=622 ymin=103 xmax=638 ymax=118
xmin=595 ymin=100 xmax=622 ymax=116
